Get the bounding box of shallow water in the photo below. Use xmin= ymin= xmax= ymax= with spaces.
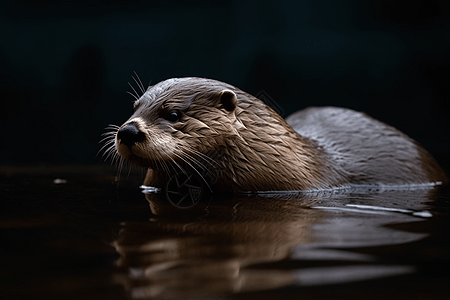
xmin=1 ymin=165 xmax=450 ymax=299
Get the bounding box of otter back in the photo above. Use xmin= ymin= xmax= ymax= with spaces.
xmin=285 ymin=107 xmax=447 ymax=186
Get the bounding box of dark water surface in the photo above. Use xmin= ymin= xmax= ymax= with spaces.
xmin=1 ymin=165 xmax=450 ymax=300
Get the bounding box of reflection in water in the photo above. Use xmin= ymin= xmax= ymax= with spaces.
xmin=112 ymin=187 xmax=438 ymax=299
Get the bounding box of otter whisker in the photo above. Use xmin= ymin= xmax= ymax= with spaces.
xmin=152 ymin=147 xmax=187 ymax=177
xmin=126 ymin=91 xmax=138 ymax=101
xmin=128 ymin=82 xmax=140 ymax=100
xmin=173 ymin=152 xmax=212 ymax=192
xmin=115 ymin=156 xmax=124 ymax=181
xmin=177 ymin=147 xmax=221 ymax=176
xmin=97 ymin=142 xmax=115 ymax=158
xmin=99 ymin=134 xmax=116 ymax=145
xmin=154 ymin=154 xmax=167 ymax=175
xmin=179 ymin=152 xmax=219 ymax=183
xmin=98 ymin=124 xmax=120 ymax=159
xmin=113 ymin=152 xmax=122 ymax=166
xmin=125 ymin=160 xmax=134 ymax=179
xmin=169 ymin=156 xmax=187 ymax=176
xmin=114 ymin=150 xmax=122 ymax=165
xmin=98 ymin=142 xmax=116 ymax=158
xmin=178 ymin=151 xmax=209 ymax=173
xmin=102 ymin=130 xmax=119 ymax=135
xmin=183 ymin=146 xmax=221 ymax=168
xmin=105 ymin=124 xmax=120 ymax=130
xmin=163 ymin=158 xmax=175 ymax=176
xmin=133 ymin=71 xmax=146 ymax=94
xmin=100 ymin=132 xmax=116 ymax=138
xmin=149 ymin=151 xmax=166 ymax=176
xmin=159 ymin=150 xmax=179 ymax=176
xmin=104 ymin=144 xmax=119 ymax=163
xmin=98 ymin=141 xmax=115 ymax=153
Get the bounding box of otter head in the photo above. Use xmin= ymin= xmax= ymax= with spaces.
xmin=115 ymin=77 xmax=243 ymax=175
xmin=113 ymin=77 xmax=340 ymax=192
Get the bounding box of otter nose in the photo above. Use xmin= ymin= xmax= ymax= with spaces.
xmin=117 ymin=122 xmax=145 ymax=147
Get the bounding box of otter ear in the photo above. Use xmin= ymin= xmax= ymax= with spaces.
xmin=217 ymin=89 xmax=237 ymax=112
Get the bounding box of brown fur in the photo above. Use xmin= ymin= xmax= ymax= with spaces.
xmin=114 ymin=77 xmax=447 ymax=191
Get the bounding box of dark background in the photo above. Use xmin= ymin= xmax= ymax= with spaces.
xmin=1 ymin=0 xmax=449 ymax=171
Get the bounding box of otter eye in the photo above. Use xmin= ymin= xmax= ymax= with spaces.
xmin=166 ymin=111 xmax=180 ymax=122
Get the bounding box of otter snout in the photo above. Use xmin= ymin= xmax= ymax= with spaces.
xmin=117 ymin=122 xmax=146 ymax=147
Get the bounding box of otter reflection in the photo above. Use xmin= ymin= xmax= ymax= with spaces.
xmin=113 ymin=194 xmax=323 ymax=298
xmin=112 ymin=187 xmax=437 ymax=299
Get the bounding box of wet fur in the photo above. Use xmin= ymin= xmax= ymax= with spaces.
xmin=110 ymin=77 xmax=447 ymax=191
xmin=286 ymin=107 xmax=447 ymax=185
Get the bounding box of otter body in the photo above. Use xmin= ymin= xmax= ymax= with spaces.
xmin=114 ymin=77 xmax=447 ymax=192
xmin=286 ymin=107 xmax=446 ymax=186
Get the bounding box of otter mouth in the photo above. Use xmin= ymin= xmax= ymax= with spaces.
xmin=125 ymin=153 xmax=154 ymax=168
xmin=123 ymin=149 xmax=217 ymax=181
xmin=119 ymin=149 xmax=167 ymax=170
xmin=121 ymin=149 xmax=178 ymax=171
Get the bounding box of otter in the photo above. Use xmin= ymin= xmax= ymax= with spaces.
xmin=112 ymin=77 xmax=447 ymax=192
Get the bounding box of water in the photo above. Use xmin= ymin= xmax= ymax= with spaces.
xmin=1 ymin=165 xmax=450 ymax=299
